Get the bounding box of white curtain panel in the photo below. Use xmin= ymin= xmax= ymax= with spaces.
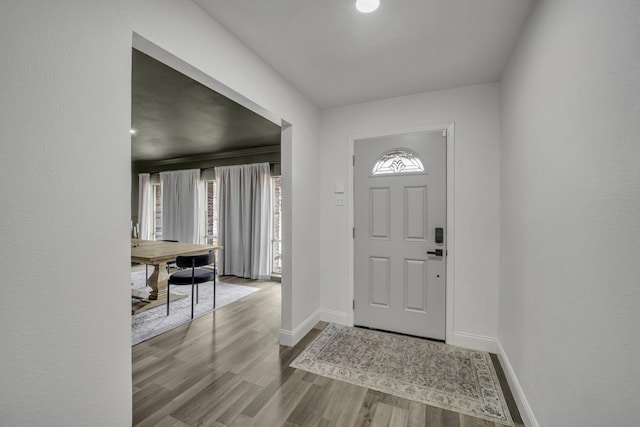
xmin=160 ymin=169 xmax=200 ymax=244
xmin=137 ymin=173 xmax=152 ymax=240
xmin=216 ymin=163 xmax=271 ymax=279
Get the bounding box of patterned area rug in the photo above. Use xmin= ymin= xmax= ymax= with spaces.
xmin=131 ymin=270 xmax=260 ymax=345
xmin=291 ymin=324 xmax=513 ymax=426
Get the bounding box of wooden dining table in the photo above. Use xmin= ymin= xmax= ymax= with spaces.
xmin=131 ymin=240 xmax=221 ymax=313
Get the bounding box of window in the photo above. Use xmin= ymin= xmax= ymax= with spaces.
xmin=372 ymin=148 xmax=425 ymax=175
xmin=271 ymin=176 xmax=282 ymax=276
xmin=205 ymin=180 xmax=218 ymax=245
xmin=152 ymin=183 xmax=162 ymax=240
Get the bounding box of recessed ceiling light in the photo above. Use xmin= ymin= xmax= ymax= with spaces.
xmin=356 ymin=0 xmax=380 ymax=13
xmin=130 ymin=129 xmax=136 ymax=135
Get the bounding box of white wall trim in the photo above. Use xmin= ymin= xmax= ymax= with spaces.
xmin=452 ymin=331 xmax=497 ymax=353
xmin=346 ymin=122 xmax=456 ymax=344
xmin=497 ymin=340 xmax=539 ymax=427
xmin=319 ymin=308 xmax=350 ymax=326
xmin=279 ymin=309 xmax=320 ymax=346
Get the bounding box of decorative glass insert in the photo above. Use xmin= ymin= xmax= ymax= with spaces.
xmin=372 ymin=148 xmax=425 ymax=175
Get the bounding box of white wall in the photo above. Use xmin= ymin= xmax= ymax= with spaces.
xmin=318 ymin=83 xmax=502 ymax=350
xmin=0 ymin=2 xmax=132 ymax=425
xmin=0 ymin=0 xmax=321 ymax=424
xmin=499 ymin=1 xmax=640 ymax=426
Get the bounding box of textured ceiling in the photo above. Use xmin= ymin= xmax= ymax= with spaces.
xmin=196 ymin=0 xmax=535 ymax=108
xmin=131 ymin=49 xmax=281 ymax=163
xmin=132 ymin=1 xmax=535 ymax=162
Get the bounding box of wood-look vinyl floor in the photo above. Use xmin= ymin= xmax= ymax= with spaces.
xmin=132 ymin=278 xmax=524 ymax=427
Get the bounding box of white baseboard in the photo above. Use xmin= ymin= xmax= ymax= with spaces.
xmin=279 ymin=309 xmax=320 ymax=347
xmin=452 ymin=331 xmax=498 ymax=353
xmin=497 ymin=340 xmax=539 ymax=427
xmin=318 ymin=308 xmax=350 ymax=326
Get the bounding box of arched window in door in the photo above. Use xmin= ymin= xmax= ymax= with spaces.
xmin=371 ymin=148 xmax=425 ymax=175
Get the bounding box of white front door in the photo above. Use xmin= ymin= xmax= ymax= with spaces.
xmin=354 ymin=131 xmax=446 ymax=340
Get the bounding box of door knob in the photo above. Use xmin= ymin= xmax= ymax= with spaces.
xmin=427 ymin=249 xmax=443 ymax=256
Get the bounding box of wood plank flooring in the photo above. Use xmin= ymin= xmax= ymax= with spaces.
xmin=132 ymin=278 xmax=523 ymax=427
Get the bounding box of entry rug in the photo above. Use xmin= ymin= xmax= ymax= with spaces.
xmin=131 ymin=270 xmax=259 ymax=345
xmin=291 ymin=323 xmax=513 ymax=426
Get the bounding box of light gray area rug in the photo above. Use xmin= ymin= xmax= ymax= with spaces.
xmin=291 ymin=323 xmax=513 ymax=426
xmin=131 ymin=270 xmax=259 ymax=346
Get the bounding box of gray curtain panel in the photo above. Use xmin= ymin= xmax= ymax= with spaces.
xmin=160 ymin=169 xmax=200 ymax=244
xmin=215 ymin=163 xmax=271 ymax=279
xmin=137 ymin=173 xmax=152 ymax=240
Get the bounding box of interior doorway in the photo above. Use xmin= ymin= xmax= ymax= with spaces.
xmin=130 ymin=34 xmax=289 ymax=339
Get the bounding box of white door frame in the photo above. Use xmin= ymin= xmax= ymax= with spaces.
xmin=347 ymin=122 xmax=456 ymax=344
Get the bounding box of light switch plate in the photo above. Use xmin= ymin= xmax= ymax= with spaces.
xmin=334 ymin=181 xmax=345 ymax=194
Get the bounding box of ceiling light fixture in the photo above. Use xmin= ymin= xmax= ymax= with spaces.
xmin=356 ymin=0 xmax=379 ymax=13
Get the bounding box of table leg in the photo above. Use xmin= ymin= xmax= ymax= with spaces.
xmin=147 ymin=261 xmax=169 ymax=300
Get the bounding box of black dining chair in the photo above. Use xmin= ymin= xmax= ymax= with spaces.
xmin=161 ymin=240 xmax=180 ymax=273
xmin=166 ymin=251 xmax=216 ymax=319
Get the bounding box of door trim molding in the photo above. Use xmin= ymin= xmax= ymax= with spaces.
xmin=347 ymin=122 xmax=456 ymax=344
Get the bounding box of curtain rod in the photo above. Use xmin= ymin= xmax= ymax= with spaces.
xmin=202 ymin=161 xmax=280 ymax=171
